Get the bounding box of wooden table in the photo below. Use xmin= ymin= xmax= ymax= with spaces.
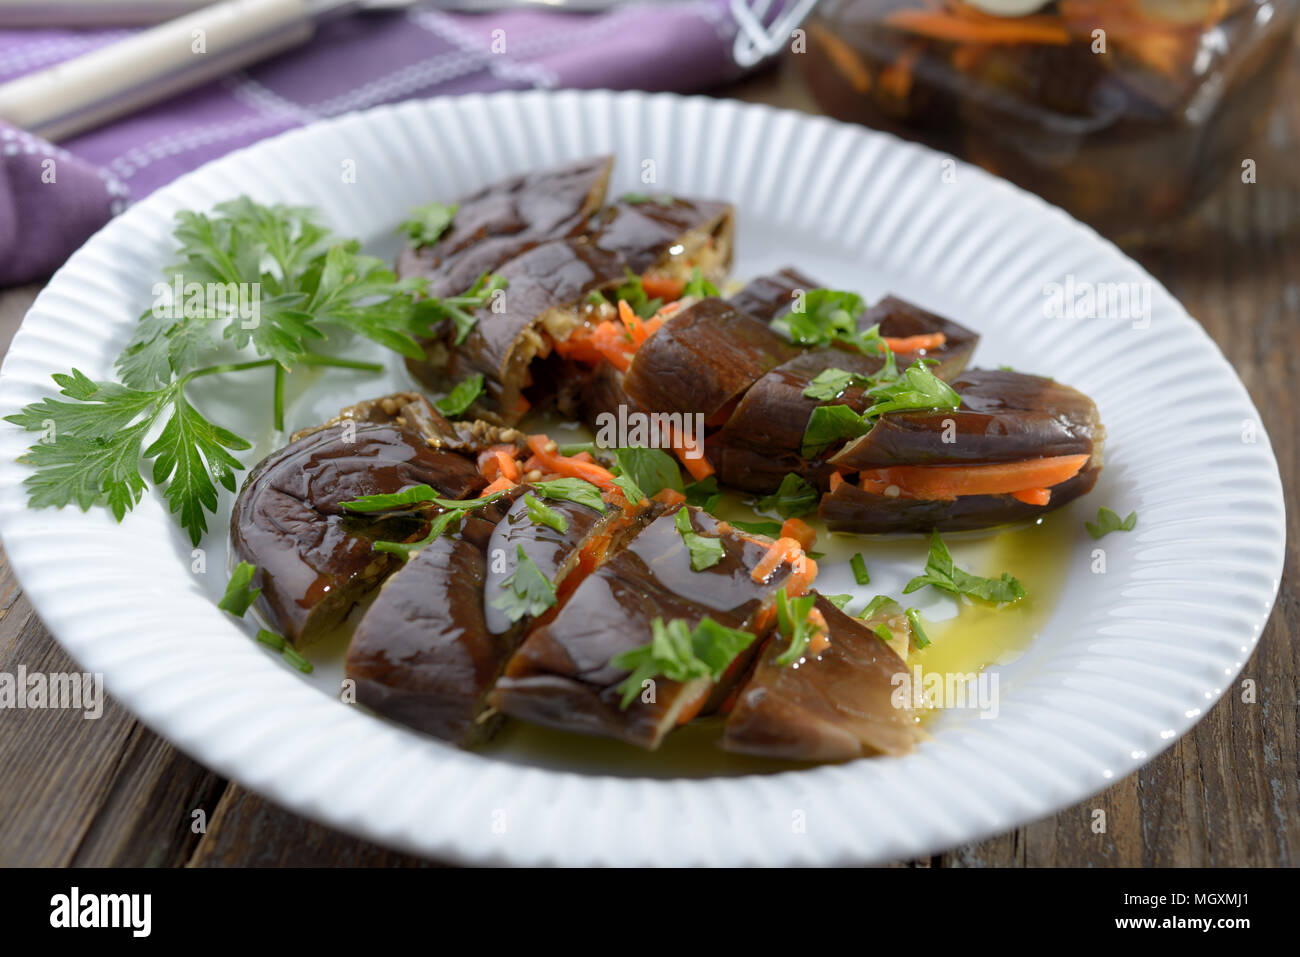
xmin=1 ymin=59 xmax=1296 ymax=868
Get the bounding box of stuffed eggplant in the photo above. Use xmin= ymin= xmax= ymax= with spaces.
xmin=589 ymin=193 xmax=733 ymax=287
xmin=229 ymin=421 xmax=485 ymax=646
xmin=723 ymin=594 xmax=922 ymax=761
xmin=396 ymin=155 xmax=613 ymax=298
xmin=490 ymin=506 xmax=814 ymax=749
xmin=820 ymin=369 xmax=1105 ymax=533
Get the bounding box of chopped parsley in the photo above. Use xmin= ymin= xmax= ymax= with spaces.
xmin=413 ymin=271 xmax=508 ymax=345
xmin=613 ymin=446 xmax=682 ymax=497
xmin=683 ymin=267 xmax=719 ymax=299
xmin=1085 ymin=506 xmax=1137 ymax=540
xmin=774 ymin=588 xmax=820 ymax=666
xmin=533 ymin=477 xmax=607 ymax=513
xmin=622 ymin=192 xmax=676 ymax=206
xmin=801 ymin=404 xmax=872 ymax=458
xmin=612 ymin=269 xmax=663 ymax=318
xmin=218 ymin=561 xmax=261 ymax=617
xmin=398 ymin=201 xmax=458 ymax=247
xmin=684 ymin=474 xmax=722 ymax=512
xmin=905 ymin=608 xmax=931 ymax=649
xmin=850 ymin=552 xmax=870 ymax=585
xmin=433 ymin=374 xmax=484 ymax=417
xmin=491 ymin=545 xmax=558 ymax=623
xmin=611 ymin=616 xmax=755 ymax=709
xmin=903 ymin=531 xmax=1026 ymax=604
xmin=728 ymin=518 xmax=784 ymax=538
xmin=774 ymin=289 xmax=865 ymax=349
xmin=675 ymin=507 xmax=724 ymax=571
xmin=802 ymin=368 xmax=872 ymax=401
xmin=756 ymin=473 xmax=818 ymax=519
xmin=524 ymin=492 xmax=569 ymax=533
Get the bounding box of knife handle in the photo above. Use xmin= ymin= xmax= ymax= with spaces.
xmin=0 ymin=0 xmax=316 ymax=141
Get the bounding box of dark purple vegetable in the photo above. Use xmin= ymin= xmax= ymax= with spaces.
xmin=490 ymin=507 xmax=794 ymax=750
xmin=621 ymin=298 xmax=798 ymax=422
xmin=723 ymin=594 xmax=921 ymax=762
xmin=229 ymin=423 xmax=484 ymax=645
xmin=589 ymin=195 xmax=733 ymax=278
xmin=727 ymin=266 xmax=819 ymax=323
xmin=862 ymin=295 xmax=979 ymax=378
xmin=396 ymin=156 xmax=613 ymax=297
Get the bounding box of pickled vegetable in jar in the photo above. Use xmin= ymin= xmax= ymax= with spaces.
xmin=799 ymin=1 xmax=1298 ymax=239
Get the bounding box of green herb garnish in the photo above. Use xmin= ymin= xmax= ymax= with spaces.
xmin=433 ymin=374 xmax=484 ymax=417
xmin=774 ymin=588 xmax=820 ymax=666
xmin=256 ymin=628 xmax=313 ymax=673
xmin=774 ymin=289 xmax=865 ymax=348
xmin=903 ymin=531 xmax=1026 ymax=604
xmin=413 ymin=271 xmax=508 ymax=345
xmin=533 ymin=477 xmax=606 ymax=513
xmin=802 ymin=368 xmax=872 ymax=401
xmin=613 ymin=446 xmax=682 ymax=497
xmin=612 ymin=269 xmax=663 ymax=319
xmin=859 ymin=594 xmax=900 ymax=620
xmin=801 ymin=404 xmax=872 ymax=458
xmin=905 ymin=608 xmax=931 ymax=649
xmin=1085 ymin=506 xmax=1137 ymax=540
xmin=622 ymin=192 xmax=676 ymax=206
xmin=863 ymin=360 xmax=961 ymax=419
xmin=524 ymin=492 xmax=569 ymax=533
xmin=850 ymin=553 xmax=870 ymax=585
xmin=399 ymin=201 xmax=458 ymax=247
xmin=611 ymin=616 xmax=755 ymax=709
xmin=756 ymin=473 xmax=818 ymax=519
xmin=612 ymin=473 xmax=646 ymax=505
xmin=684 ymin=474 xmax=722 ymax=512
xmin=822 ymin=593 xmax=853 ymax=611
xmin=728 ymin=519 xmax=784 ymax=538
xmin=491 ymin=545 xmax=558 ymax=623
xmin=218 ymin=561 xmax=261 ymax=616
xmin=674 ymin=507 xmax=724 ymax=571
xmin=683 ymin=267 xmax=719 ymax=299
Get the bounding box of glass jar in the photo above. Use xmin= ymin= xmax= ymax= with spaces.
xmin=799 ymin=1 xmax=1299 ymax=240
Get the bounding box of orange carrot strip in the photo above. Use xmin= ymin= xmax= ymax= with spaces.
xmin=480 ymin=476 xmax=514 ymax=497
xmin=780 ymin=517 xmax=817 ymax=552
xmin=858 ymin=454 xmax=1090 ymax=501
xmin=525 ymin=434 xmax=618 ymax=490
xmin=882 ymin=332 xmax=947 ymax=353
xmin=1011 ymin=487 xmax=1052 ymax=506
xmin=494 ymin=449 xmax=520 ymax=483
xmin=806 ymin=608 xmax=830 ymax=656
xmin=885 ymin=9 xmax=1071 ymax=45
xmin=641 ymin=274 xmax=686 ymax=302
xmin=664 ymin=422 xmax=713 ymax=481
xmin=785 ymin=554 xmax=819 ymax=596
xmin=653 ymin=488 xmax=686 ymax=507
xmin=829 ymin=471 xmax=845 ymax=492
xmin=752 ymin=537 xmax=803 ymax=583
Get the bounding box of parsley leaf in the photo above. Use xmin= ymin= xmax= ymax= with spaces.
xmin=802 ymin=368 xmax=872 ymax=401
xmin=684 ymin=475 xmax=721 ymax=512
xmin=801 ymin=404 xmax=872 ymax=458
xmin=219 ymin=561 xmax=261 ymax=616
xmin=728 ymin=518 xmax=783 ymax=538
xmin=863 ymin=360 xmax=961 ymax=418
xmin=338 ymin=485 xmax=490 ymax=513
xmin=622 ymin=192 xmax=675 ymax=206
xmin=399 ymin=201 xmax=458 ymax=246
xmin=822 ymin=593 xmax=853 ymax=610
xmin=524 ymin=492 xmax=569 ymax=533
xmin=434 ymin=374 xmax=484 ymax=417
xmin=683 ymin=267 xmax=719 ymax=299
xmin=612 ymin=473 xmax=646 ymax=505
xmin=256 ymin=628 xmax=314 ymax=673
xmin=860 ymin=594 xmax=900 ymax=619
xmin=611 ymin=616 xmax=755 ymax=709
xmin=756 ymin=473 xmax=818 ymax=519
xmin=905 ymin=607 xmax=931 ymax=649
xmin=613 ymin=446 xmax=682 ymax=497
xmin=774 ymin=588 xmax=821 ymax=666
xmin=1085 ymin=506 xmax=1137 ymax=540
xmin=533 ymin=477 xmax=606 ymax=513
xmin=491 ymin=545 xmax=558 ymax=623
xmin=612 ymin=270 xmax=663 ymax=319
xmin=413 ymin=271 xmax=508 ymax=345
xmin=674 ymin=507 xmax=724 ymax=571
xmin=773 ymin=289 xmax=865 ymax=348
xmin=903 ymin=531 xmax=1026 ymax=604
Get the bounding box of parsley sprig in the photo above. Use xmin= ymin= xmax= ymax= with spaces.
xmin=903 ymin=531 xmax=1026 ymax=605
xmin=611 ymin=616 xmax=755 ymax=709
xmin=1085 ymin=506 xmax=1137 ymax=540
xmin=492 ymin=546 xmax=558 ymax=623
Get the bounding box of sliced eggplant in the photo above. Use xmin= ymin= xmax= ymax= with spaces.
xmin=728 ymin=266 xmax=819 ymax=323
xmin=860 ymin=295 xmax=979 ymax=380
xmin=821 ymin=369 xmax=1104 ymax=533
xmin=621 ymin=298 xmax=798 ymax=422
xmin=229 ymin=423 xmax=484 ymax=645
xmin=396 ymin=156 xmax=613 ymax=297
xmin=491 ymin=506 xmax=800 ymax=749
xmin=589 ymin=194 xmax=734 ymax=280
xmin=345 ymin=488 xmax=638 ymax=746
xmin=723 ymin=594 xmax=922 ymax=762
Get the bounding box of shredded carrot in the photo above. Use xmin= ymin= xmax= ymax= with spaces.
xmin=1011 ymin=487 xmax=1052 ymax=506
xmin=494 ymin=449 xmax=520 ymax=482
xmin=785 ymin=554 xmax=818 ymax=596
xmin=882 ymin=332 xmax=947 ymax=353
xmin=780 ymin=517 xmax=817 ymax=552
xmin=885 ymin=9 xmax=1071 ymax=45
xmin=858 ymin=454 xmax=1090 ymax=501
xmin=664 ymin=422 xmax=713 ymax=481
xmin=752 ymin=537 xmax=803 ymax=583
xmin=829 ymin=471 xmax=845 ymax=493
xmin=590 ymin=320 xmax=634 ymax=372
xmin=653 ymin=488 xmax=686 ymax=507
xmin=617 ymin=300 xmax=642 ymax=337
xmin=641 ymin=274 xmax=686 ymax=302
xmin=525 ymin=434 xmax=618 ymax=490
xmin=480 ymin=476 xmax=514 ymax=497
xmin=806 ymin=608 xmax=830 ymax=656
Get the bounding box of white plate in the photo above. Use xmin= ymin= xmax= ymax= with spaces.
xmin=0 ymin=91 xmax=1284 ymax=866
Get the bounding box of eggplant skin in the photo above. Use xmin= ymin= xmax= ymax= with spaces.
xmin=820 ymin=464 xmax=1102 ymax=533
xmin=428 ymin=238 xmax=628 ymax=424
xmin=622 ymin=298 xmax=798 ymax=421
xmin=728 ymin=267 xmax=819 ymax=323
xmin=490 ymin=507 xmax=793 ymax=750
xmin=395 ymin=155 xmax=613 ymax=297
xmin=831 ymin=369 xmax=1104 ymax=471
xmin=863 ymin=295 xmax=979 ymax=380
xmin=590 ymin=196 xmax=734 ymax=277
xmin=723 ymin=595 xmax=921 ymax=762
xmin=346 ymin=513 xmax=515 ymax=747
xmin=229 ymin=423 xmax=484 ymax=646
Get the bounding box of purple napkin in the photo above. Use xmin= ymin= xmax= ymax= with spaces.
xmin=0 ymin=1 xmax=750 ymax=286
